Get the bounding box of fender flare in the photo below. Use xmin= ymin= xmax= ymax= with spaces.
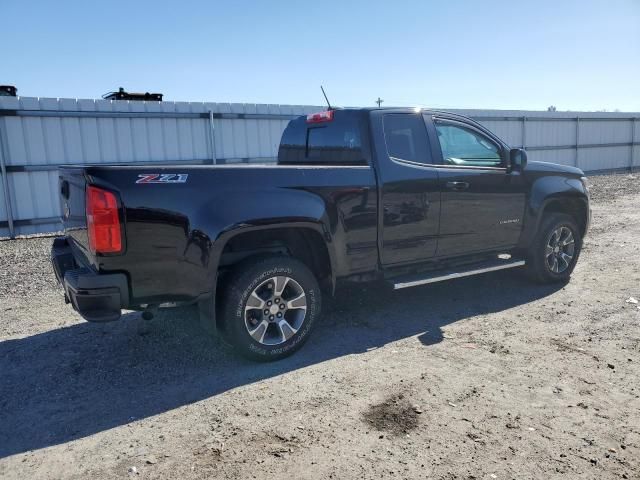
xmin=207 ymin=220 xmax=338 ymax=297
xmin=518 ymin=176 xmax=589 ymax=251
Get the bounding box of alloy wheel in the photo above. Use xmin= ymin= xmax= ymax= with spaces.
xmin=545 ymin=226 xmax=575 ymax=274
xmin=244 ymin=276 xmax=307 ymax=346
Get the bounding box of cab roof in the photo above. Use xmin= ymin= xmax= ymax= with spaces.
xmin=322 ymin=107 xmax=486 ymax=130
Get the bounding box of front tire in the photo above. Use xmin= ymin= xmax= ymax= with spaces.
xmin=526 ymin=213 xmax=582 ymax=284
xmin=220 ymin=256 xmax=321 ymax=361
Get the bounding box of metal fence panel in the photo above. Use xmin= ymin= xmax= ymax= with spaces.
xmin=525 ymin=120 xmax=577 ymax=148
xmin=475 ymin=119 xmax=523 ymax=147
xmin=9 ymin=170 xmax=60 ymax=236
xmin=580 ymin=119 xmax=633 ymax=144
xmin=527 ymin=148 xmax=577 ymax=167
xmin=1 ymin=97 xmax=639 ymax=238
xmin=579 ymin=145 xmax=632 ymax=172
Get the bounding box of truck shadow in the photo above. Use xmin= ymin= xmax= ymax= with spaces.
xmin=0 ymin=270 xmax=562 ymax=458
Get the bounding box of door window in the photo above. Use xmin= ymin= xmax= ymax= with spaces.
xmin=383 ymin=114 xmax=431 ymax=164
xmin=435 ymin=123 xmax=502 ymax=167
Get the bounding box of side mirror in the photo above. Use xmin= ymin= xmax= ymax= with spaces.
xmin=510 ymin=148 xmax=528 ymax=171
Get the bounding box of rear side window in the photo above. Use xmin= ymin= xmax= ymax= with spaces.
xmin=278 ymin=111 xmax=365 ymax=165
xmin=383 ymin=114 xmax=431 ymax=164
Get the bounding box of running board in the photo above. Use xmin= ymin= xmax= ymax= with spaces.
xmin=390 ymin=258 xmax=526 ymax=290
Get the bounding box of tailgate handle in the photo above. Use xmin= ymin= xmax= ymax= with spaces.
xmin=445 ymin=181 xmax=469 ymax=191
xmin=60 ymin=180 xmax=70 ymax=199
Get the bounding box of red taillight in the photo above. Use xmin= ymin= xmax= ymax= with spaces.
xmin=306 ymin=110 xmax=334 ymax=123
xmin=86 ymin=185 xmax=122 ymax=254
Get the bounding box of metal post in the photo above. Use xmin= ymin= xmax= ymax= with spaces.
xmin=208 ymin=110 xmax=217 ymax=165
xmin=521 ymin=116 xmax=526 ymax=149
xmin=575 ymin=117 xmax=580 ymax=167
xmin=0 ymin=118 xmax=15 ymax=238
xmin=630 ymin=118 xmax=636 ymax=173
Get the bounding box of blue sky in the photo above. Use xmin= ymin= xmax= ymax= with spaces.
xmin=3 ymin=0 xmax=639 ymax=111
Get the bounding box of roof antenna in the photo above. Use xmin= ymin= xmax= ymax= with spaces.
xmin=320 ymin=86 xmax=333 ymax=110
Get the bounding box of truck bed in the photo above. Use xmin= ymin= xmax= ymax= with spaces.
xmin=59 ymin=163 xmax=379 ymax=306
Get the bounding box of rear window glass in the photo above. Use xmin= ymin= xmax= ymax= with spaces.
xmin=383 ymin=114 xmax=431 ymax=164
xmin=278 ymin=111 xmax=365 ymax=165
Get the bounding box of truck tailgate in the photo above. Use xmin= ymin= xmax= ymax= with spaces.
xmin=59 ymin=167 xmax=91 ymax=258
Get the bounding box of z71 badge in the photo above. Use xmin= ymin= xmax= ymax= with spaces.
xmin=136 ymin=174 xmax=189 ymax=184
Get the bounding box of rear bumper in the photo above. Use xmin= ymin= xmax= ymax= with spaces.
xmin=51 ymin=237 xmax=129 ymax=322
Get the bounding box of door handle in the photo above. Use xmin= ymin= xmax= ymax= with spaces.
xmin=445 ymin=181 xmax=469 ymax=191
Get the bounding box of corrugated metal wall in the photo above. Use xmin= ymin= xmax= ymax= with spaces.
xmin=0 ymin=97 xmax=319 ymax=237
xmin=0 ymin=97 xmax=638 ymax=238
xmin=448 ymin=109 xmax=639 ymax=172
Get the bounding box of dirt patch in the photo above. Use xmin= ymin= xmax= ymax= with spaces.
xmin=586 ymin=172 xmax=639 ymax=201
xmin=363 ymin=393 xmax=422 ymax=435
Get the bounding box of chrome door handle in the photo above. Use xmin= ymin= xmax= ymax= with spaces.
xmin=445 ymin=181 xmax=469 ymax=191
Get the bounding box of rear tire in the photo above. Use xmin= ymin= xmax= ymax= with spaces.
xmin=220 ymin=256 xmax=321 ymax=361
xmin=525 ymin=213 xmax=582 ymax=284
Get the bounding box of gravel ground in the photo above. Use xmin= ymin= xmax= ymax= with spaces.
xmin=1 ymin=173 xmax=639 ymax=479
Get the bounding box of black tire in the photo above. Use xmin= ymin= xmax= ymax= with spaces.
xmin=220 ymin=256 xmax=321 ymax=361
xmin=526 ymin=213 xmax=582 ymax=284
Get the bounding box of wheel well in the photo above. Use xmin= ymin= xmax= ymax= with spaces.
xmin=542 ymin=198 xmax=588 ymax=236
xmin=218 ymin=227 xmax=332 ymax=291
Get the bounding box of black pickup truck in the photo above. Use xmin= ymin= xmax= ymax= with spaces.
xmin=51 ymin=108 xmax=590 ymax=360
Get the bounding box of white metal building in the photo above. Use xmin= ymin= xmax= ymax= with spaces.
xmin=0 ymin=96 xmax=638 ymax=238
